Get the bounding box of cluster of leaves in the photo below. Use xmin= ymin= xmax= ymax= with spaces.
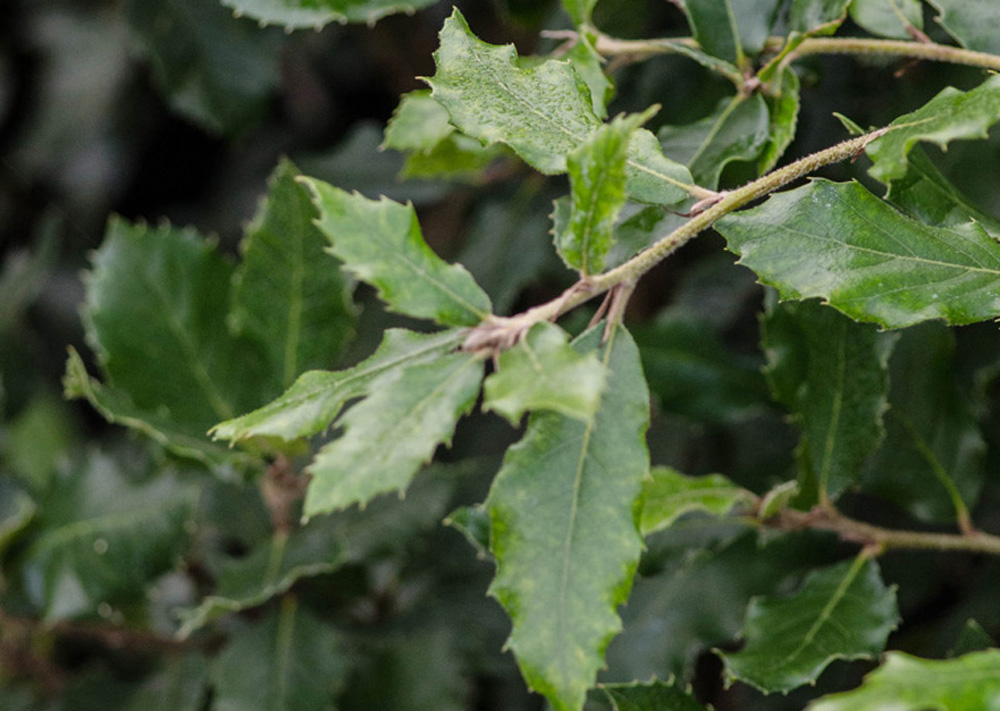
xmin=6 ymin=0 xmax=1000 ymax=710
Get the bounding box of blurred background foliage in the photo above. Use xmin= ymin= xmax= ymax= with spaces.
xmin=2 ymin=0 xmax=1000 ymax=709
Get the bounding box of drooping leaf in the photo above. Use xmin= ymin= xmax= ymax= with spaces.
xmin=303 ymin=351 xmax=484 ymax=518
xmin=557 ymin=112 xmax=648 ymax=275
xmin=657 ymin=93 xmax=770 ymax=189
xmin=211 ymin=328 xmax=464 ymax=443
xmin=82 ymin=218 xmax=271 ymax=436
xmin=427 ymin=10 xmax=694 ymax=206
xmin=65 ymin=349 xmax=255 ymax=470
xmin=862 ymin=322 xmax=985 ymax=524
xmin=758 ymin=66 xmax=800 ymax=173
xmin=231 ymin=159 xmax=357 ymax=389
xmin=383 ymin=90 xmax=455 ymax=154
xmin=721 ymin=557 xmax=899 ymax=693
xmin=601 ymin=680 xmax=708 ymax=711
xmin=0 ymin=478 xmax=35 ymax=556
xmin=788 ymin=0 xmax=851 ymax=35
xmin=220 ymin=0 xmax=440 ymax=30
xmin=640 ymin=467 xmax=755 ymax=536
xmin=927 ymin=0 xmax=1000 ymax=54
xmin=762 ymin=298 xmax=893 ymax=499
xmin=125 ymin=0 xmax=281 ymax=135
xmin=808 ymin=649 xmax=1000 ymax=711
xmin=885 ymin=147 xmax=1000 ymax=234
xmin=849 ymin=0 xmax=923 ymax=40
xmin=178 ymin=522 xmax=345 ymax=637
xmin=683 ymin=0 xmax=783 ymax=65
xmin=213 ymin=599 xmax=346 ymax=711
xmin=21 ymin=450 xmax=197 ymax=621
xmin=718 ymin=179 xmax=1000 ymax=328
xmin=302 ymin=178 xmax=492 ymax=326
xmin=486 ymin=324 xmax=650 ymax=711
xmin=866 ymin=75 xmax=1000 ymax=185
xmin=483 ymin=322 xmax=607 ymax=425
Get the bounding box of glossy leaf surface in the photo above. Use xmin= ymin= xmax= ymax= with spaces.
xmin=683 ymin=0 xmax=782 ymax=64
xmin=212 ymin=329 xmax=463 ymax=443
xmin=849 ymin=0 xmax=923 ymax=39
xmin=303 ymin=351 xmax=484 ymax=517
xmin=928 ymin=0 xmax=1000 ymax=54
xmin=719 ymin=179 xmax=1000 ymax=328
xmin=788 ymin=0 xmax=851 ymax=35
xmin=640 ymin=467 xmax=754 ymax=536
xmin=303 ymin=178 xmax=492 ymax=326
xmin=809 ymin=649 xmax=1000 ymax=711
xmin=487 ymin=325 xmax=649 ymax=711
xmin=483 ymin=322 xmax=607 ymax=425
xmin=722 ymin=557 xmax=899 ymax=692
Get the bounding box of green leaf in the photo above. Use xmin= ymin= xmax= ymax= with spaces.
xmin=303 ymin=351 xmax=484 ymax=518
xmin=562 ymin=0 xmax=597 ymax=26
xmin=558 ymin=112 xmax=648 ymax=274
xmin=486 ymin=324 xmax=650 ymax=711
xmin=83 ymin=218 xmax=270 ymax=435
xmin=866 ymin=75 xmax=1000 ymax=185
xmin=927 ymin=0 xmax=1000 ymax=54
xmin=758 ymin=66 xmax=800 ymax=173
xmin=302 ymin=178 xmax=492 ymax=326
xmin=213 ymin=599 xmax=346 ymax=711
xmin=788 ymin=0 xmax=851 ymax=35
xmin=762 ymin=298 xmax=893 ymax=499
xmin=564 ymin=31 xmax=613 ymax=119
xmin=211 ymin=328 xmax=463 ymax=443
xmin=427 ymin=10 xmax=694 ymax=205
xmin=0 ymin=478 xmax=36 ymax=557
xmin=400 ymin=133 xmax=502 ymax=181
xmin=21 ymin=450 xmax=197 ymax=621
xmin=483 ymin=322 xmax=608 ymax=424
xmin=124 ymin=655 xmax=208 ymax=711
xmin=640 ymin=467 xmax=754 ymax=536
xmin=178 ymin=522 xmax=345 ymax=637
xmin=65 ymin=349 xmax=255 ymax=470
xmin=758 ymin=480 xmax=800 ymax=519
xmin=220 ymin=0 xmax=440 ymax=30
xmin=601 ymin=680 xmax=708 ymax=711
xmin=657 ymin=93 xmax=770 ymax=189
xmin=808 ymin=649 xmax=1000 ymax=711
xmin=849 ymin=0 xmax=923 ymax=39
xmin=718 ymin=179 xmax=1000 ymax=328
xmin=683 ymin=0 xmax=783 ymax=65
xmin=125 ymin=0 xmax=281 ymax=134
xmin=232 ymin=159 xmax=357 ymax=390
xmin=885 ymin=147 xmax=1000 ymax=234
xmin=949 ymin=619 xmax=996 ymax=657
xmin=444 ymin=504 xmax=491 ymax=559
xmin=862 ymin=322 xmax=985 ymax=524
xmin=383 ymin=90 xmax=455 ymax=154
xmin=721 ymin=557 xmax=899 ymax=693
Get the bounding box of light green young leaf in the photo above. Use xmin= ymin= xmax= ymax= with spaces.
xmin=866 ymin=75 xmax=1000 ymax=185
xmin=487 ymin=324 xmax=649 ymax=711
xmin=178 ymin=522 xmax=345 ymax=637
xmin=788 ymin=0 xmax=851 ymax=35
xmin=558 ymin=112 xmax=648 ymax=274
xmin=564 ymin=31 xmax=613 ymax=119
xmin=601 ymin=680 xmax=708 ymax=711
xmin=213 ymin=599 xmax=346 ymax=711
xmin=758 ymin=480 xmax=800 ymax=519
xmin=683 ymin=0 xmax=783 ymax=65
xmin=809 ymin=649 xmax=1000 ymax=711
xmin=65 ymin=349 xmax=256 ymax=469
xmin=427 ymin=10 xmax=694 ymax=206
xmin=849 ymin=0 xmax=923 ymax=39
xmin=400 ymin=133 xmax=502 ymax=181
xmin=383 ymin=90 xmax=455 ymax=154
xmin=927 ymin=0 xmax=1000 ymax=54
xmin=640 ymin=467 xmax=754 ymax=536
xmin=562 ymin=0 xmax=597 ymax=26
xmin=761 ymin=298 xmax=893 ymax=500
xmin=125 ymin=0 xmax=281 ymax=135
xmin=658 ymin=93 xmax=770 ymax=189
xmin=862 ymin=322 xmax=985 ymax=524
xmin=212 ymin=328 xmax=463 ymax=443
xmin=232 ymin=159 xmax=357 ymax=390
xmin=303 ymin=351 xmax=484 ymax=518
xmin=22 ymin=450 xmax=198 ymax=621
xmin=484 ymin=322 xmax=608 ymax=424
xmin=719 ymin=179 xmax=1000 ymax=329
xmin=82 ymin=218 xmax=272 ymax=435
xmin=721 ymin=557 xmax=899 ymax=693
xmin=220 ymin=0 xmax=440 ymax=30
xmin=758 ymin=66 xmax=800 ymax=172
xmin=302 ymin=178 xmax=492 ymax=326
